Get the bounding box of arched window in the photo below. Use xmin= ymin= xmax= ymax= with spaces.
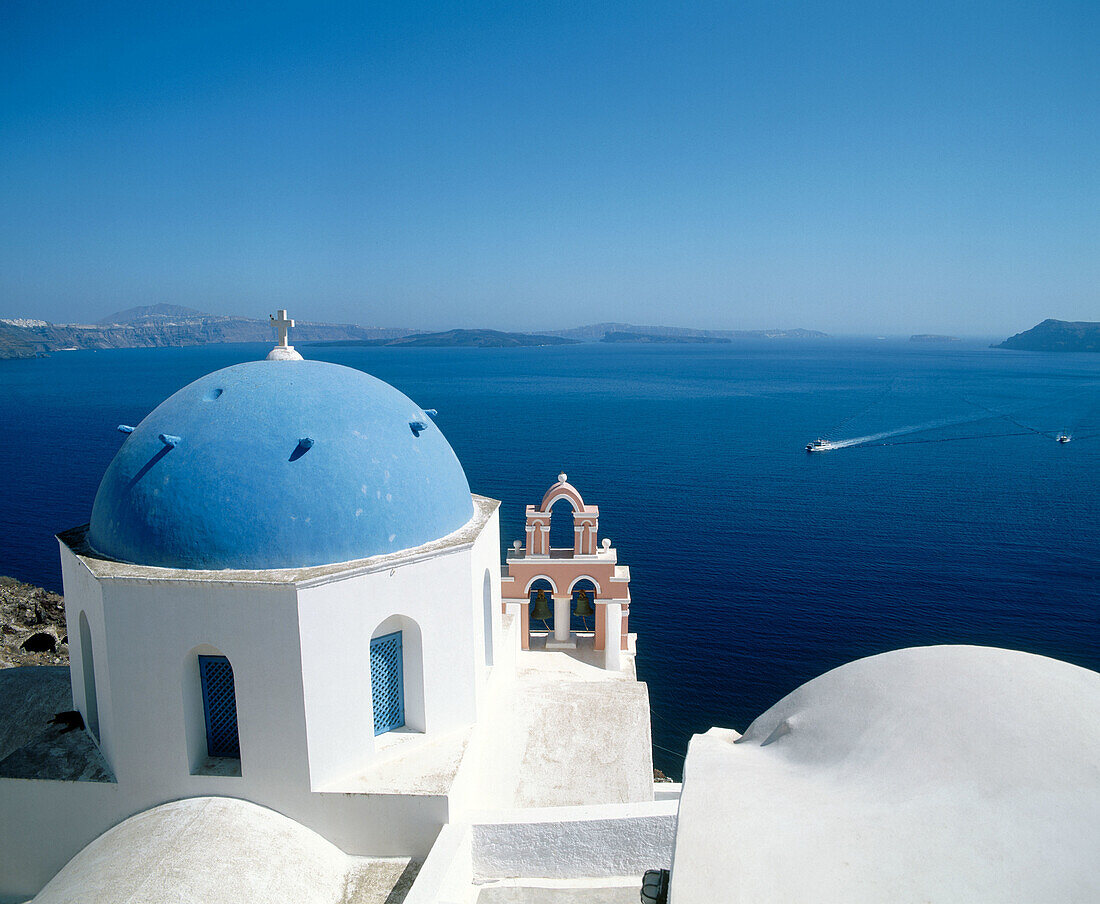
xmin=370 ymin=632 xmax=405 ymax=735
xmin=78 ymin=611 xmax=99 ymax=741
xmin=370 ymin=616 xmax=425 ymax=736
xmin=482 ymin=569 xmax=495 ymax=666
xmin=198 ymin=655 xmax=240 ymax=759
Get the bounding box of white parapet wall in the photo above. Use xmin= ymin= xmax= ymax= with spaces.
xmin=469 ymin=800 xmax=678 ymax=880
xmin=402 ymin=823 xmax=475 ymax=904
xmin=402 ymin=800 xmax=678 ymax=903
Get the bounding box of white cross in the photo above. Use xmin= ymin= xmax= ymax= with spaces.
xmin=271 ymin=310 xmax=294 ymax=347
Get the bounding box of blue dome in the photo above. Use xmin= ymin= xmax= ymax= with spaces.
xmin=88 ymin=360 xmax=474 ymax=570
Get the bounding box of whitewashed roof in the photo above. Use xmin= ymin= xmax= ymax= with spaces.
xmin=33 ymin=796 xmax=407 ymax=904
xmin=671 ymin=645 xmax=1100 ymax=903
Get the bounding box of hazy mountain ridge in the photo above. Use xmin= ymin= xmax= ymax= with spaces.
xmin=312 ymin=329 xmax=577 ymax=348
xmin=540 ymin=322 xmax=828 ymax=341
xmin=95 ymin=303 xmax=212 ymax=326
xmin=601 ymin=331 xmax=731 ymax=344
xmin=0 ymin=310 xmax=413 ymax=358
xmin=996 ymin=319 xmax=1100 ymax=352
xmin=0 ymin=309 xmax=825 ymax=359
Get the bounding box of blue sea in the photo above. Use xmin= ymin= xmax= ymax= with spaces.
xmin=1 ymin=340 xmax=1097 ymax=778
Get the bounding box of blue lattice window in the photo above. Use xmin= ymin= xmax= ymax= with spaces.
xmin=371 ymin=631 xmax=405 ymax=735
xmin=198 ymin=655 xmax=240 ymax=758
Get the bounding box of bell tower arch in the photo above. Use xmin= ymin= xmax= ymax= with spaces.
xmin=501 ymin=474 xmax=633 ymax=670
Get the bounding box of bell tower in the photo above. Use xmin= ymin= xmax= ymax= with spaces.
xmin=500 ymin=474 xmax=634 ymax=670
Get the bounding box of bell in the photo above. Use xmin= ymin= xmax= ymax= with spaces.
xmin=573 ymin=590 xmax=595 ymax=618
xmin=530 ymin=589 xmax=553 ymax=622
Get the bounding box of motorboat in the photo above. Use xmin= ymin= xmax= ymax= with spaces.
xmin=1057 ymin=434 xmax=1071 ymax=443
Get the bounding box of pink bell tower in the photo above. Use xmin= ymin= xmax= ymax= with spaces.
xmin=500 ymin=474 xmax=634 ymax=670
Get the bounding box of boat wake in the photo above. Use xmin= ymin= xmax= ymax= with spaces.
xmin=809 ymin=386 xmax=1100 ymax=453
xmin=824 ymin=413 xmax=1000 ymax=449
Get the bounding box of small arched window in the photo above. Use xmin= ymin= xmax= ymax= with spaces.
xmin=483 ymin=569 xmax=495 ymax=666
xmin=78 ymin=611 xmax=99 ymax=741
xmin=198 ymin=655 xmax=240 ymax=759
xmin=370 ymin=632 xmax=405 ymax=735
xmin=370 ymin=616 xmax=425 ymax=735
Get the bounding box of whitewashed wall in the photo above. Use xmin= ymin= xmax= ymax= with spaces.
xmin=470 ymin=507 xmax=502 ymax=709
xmin=297 ymin=541 xmax=485 ymax=790
xmin=60 ymin=549 xmax=109 ymax=760
xmin=0 ymin=503 xmax=500 ymax=900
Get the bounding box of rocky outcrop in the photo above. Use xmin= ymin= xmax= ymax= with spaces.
xmin=0 ymin=577 xmax=68 ymax=669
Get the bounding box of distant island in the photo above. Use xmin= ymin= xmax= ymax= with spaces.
xmin=311 ymin=329 xmax=577 ymax=348
xmin=542 ymin=322 xmax=828 ymax=341
xmin=995 ymin=319 xmax=1100 ymax=352
xmin=909 ymin=334 xmax=961 ymax=343
xmin=601 ymin=331 xmax=731 ymax=344
xmin=0 ymin=305 xmax=827 ymax=359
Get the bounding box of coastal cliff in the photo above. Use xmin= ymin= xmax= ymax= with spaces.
xmin=0 ymin=305 xmax=412 ymax=359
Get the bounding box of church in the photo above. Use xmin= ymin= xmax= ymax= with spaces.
xmin=0 ymin=313 xmax=1096 ymax=903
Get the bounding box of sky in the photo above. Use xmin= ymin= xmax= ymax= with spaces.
xmin=1 ymin=1 xmax=1097 ymax=335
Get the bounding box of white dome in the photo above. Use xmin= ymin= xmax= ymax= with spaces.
xmin=34 ymin=797 xmax=358 ymax=904
xmin=671 ymin=645 xmax=1100 ymax=903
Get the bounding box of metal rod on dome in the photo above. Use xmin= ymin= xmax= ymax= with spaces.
xmin=289 ymin=437 xmax=314 ymax=461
